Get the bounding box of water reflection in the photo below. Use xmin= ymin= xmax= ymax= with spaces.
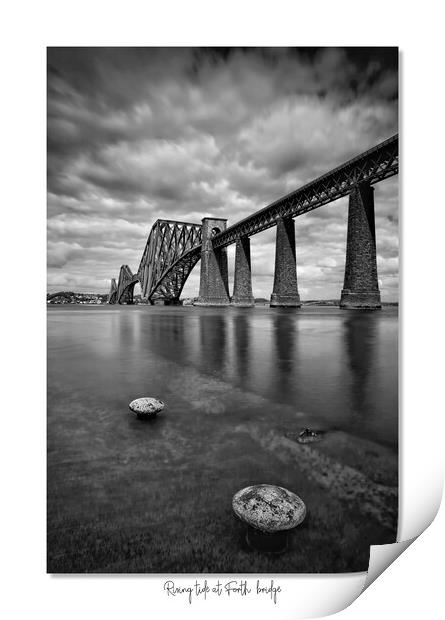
xmin=272 ymin=311 xmax=296 ymax=396
xmin=343 ymin=312 xmax=377 ymax=416
xmin=233 ymin=312 xmax=251 ymax=383
xmin=47 ymin=306 xmax=397 ymax=448
xmin=198 ymin=312 xmax=227 ymax=375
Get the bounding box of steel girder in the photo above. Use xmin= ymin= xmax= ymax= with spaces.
xmin=116 ymin=265 xmax=139 ymax=304
xmin=137 ymin=220 xmax=202 ymax=302
xmin=148 ymin=246 xmax=201 ymax=302
xmin=107 ymin=278 xmax=118 ymax=304
xmin=212 ymin=134 xmax=399 ymax=248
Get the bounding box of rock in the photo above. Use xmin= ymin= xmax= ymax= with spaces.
xmin=296 ymin=428 xmax=324 ymax=444
xmin=232 ymin=484 xmax=306 ymax=552
xmin=129 ymin=397 xmax=164 ymax=419
xmin=233 ymin=484 xmax=306 ymax=532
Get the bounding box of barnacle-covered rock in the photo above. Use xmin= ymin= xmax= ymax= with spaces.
xmin=129 ymin=397 xmax=164 ymax=419
xmin=232 ymin=484 xmax=306 ymax=533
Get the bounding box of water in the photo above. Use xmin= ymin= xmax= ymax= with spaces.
xmin=47 ymin=305 xmax=398 ymax=573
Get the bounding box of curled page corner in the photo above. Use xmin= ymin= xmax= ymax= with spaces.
xmin=357 ymin=471 xmax=444 ymax=599
xmin=362 ymin=538 xmax=416 ymax=592
xmin=301 ymin=481 xmax=444 ymax=618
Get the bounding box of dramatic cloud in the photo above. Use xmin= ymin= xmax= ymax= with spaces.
xmin=47 ymin=47 xmax=398 ymax=299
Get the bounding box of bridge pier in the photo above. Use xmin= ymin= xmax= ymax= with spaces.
xmin=196 ymin=217 xmax=230 ymax=306
xmin=231 ymin=236 xmax=255 ymax=307
xmin=270 ymin=217 xmax=301 ymax=308
xmin=340 ymin=183 xmax=381 ymax=309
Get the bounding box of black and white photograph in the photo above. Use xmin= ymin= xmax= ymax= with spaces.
xmin=47 ymin=47 xmax=399 ymax=574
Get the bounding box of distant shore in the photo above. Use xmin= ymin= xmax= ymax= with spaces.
xmin=47 ymin=291 xmax=399 ymax=307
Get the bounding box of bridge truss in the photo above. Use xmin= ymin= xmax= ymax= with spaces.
xmin=137 ymin=220 xmax=202 ymax=303
xmin=108 ymin=134 xmax=398 ymax=304
xmin=108 ymin=220 xmax=202 ymax=304
xmin=107 ymin=278 xmax=118 ymax=304
xmin=115 ymin=265 xmax=139 ymax=304
xmin=212 ymin=134 xmax=398 ymax=248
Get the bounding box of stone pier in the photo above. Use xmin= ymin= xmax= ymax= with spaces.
xmin=340 ymin=183 xmax=381 ymax=309
xmin=270 ymin=216 xmax=301 ymax=308
xmin=231 ymin=236 xmax=255 ymax=307
xmin=195 ymin=217 xmax=230 ymax=306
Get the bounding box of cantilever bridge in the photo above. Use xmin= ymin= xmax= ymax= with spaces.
xmin=108 ymin=134 xmax=398 ymax=309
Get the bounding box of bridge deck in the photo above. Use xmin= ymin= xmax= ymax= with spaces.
xmin=213 ymin=134 xmax=398 ymax=248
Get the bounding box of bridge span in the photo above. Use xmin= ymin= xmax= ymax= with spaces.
xmin=108 ymin=134 xmax=398 ymax=309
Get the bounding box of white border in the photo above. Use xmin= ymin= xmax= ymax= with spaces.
xmin=2 ymin=2 xmax=444 ymax=618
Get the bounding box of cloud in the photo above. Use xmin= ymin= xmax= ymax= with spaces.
xmin=47 ymin=241 xmax=84 ymax=268
xmin=47 ymin=47 xmax=398 ymax=299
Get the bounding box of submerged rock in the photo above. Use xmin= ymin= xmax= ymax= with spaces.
xmin=284 ymin=428 xmax=325 ymax=444
xmin=129 ymin=397 xmax=164 ymax=419
xmin=233 ymin=484 xmax=306 ymax=552
xmin=296 ymin=428 xmax=325 ymax=444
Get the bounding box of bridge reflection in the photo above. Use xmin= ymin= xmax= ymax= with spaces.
xmin=93 ymin=306 xmax=396 ymax=447
xmin=272 ymin=312 xmax=296 ymax=396
xmin=344 ymin=313 xmax=376 ymax=415
xmin=198 ymin=313 xmax=227 ymax=375
xmin=343 ymin=312 xmax=397 ymax=446
xmin=233 ymin=313 xmax=250 ymax=382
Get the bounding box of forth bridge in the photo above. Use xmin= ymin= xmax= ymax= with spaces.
xmin=107 ymin=134 xmax=398 ymax=310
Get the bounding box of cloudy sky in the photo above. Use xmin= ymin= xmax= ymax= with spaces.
xmin=47 ymin=47 xmax=398 ymax=300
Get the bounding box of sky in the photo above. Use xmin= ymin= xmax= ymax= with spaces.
xmin=47 ymin=47 xmax=398 ymax=300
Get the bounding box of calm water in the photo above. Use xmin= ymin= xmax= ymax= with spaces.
xmin=47 ymin=305 xmax=398 ymax=573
